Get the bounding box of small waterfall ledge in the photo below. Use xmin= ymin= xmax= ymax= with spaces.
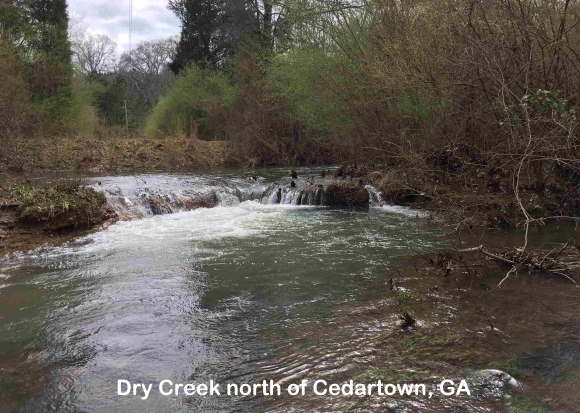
xmin=91 ymin=174 xmax=422 ymax=219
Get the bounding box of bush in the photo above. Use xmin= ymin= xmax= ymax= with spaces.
xmin=145 ymin=64 xmax=238 ymax=139
xmin=268 ymin=48 xmax=358 ymax=135
xmin=0 ymin=41 xmax=39 ymax=139
xmin=66 ymin=77 xmax=101 ymax=137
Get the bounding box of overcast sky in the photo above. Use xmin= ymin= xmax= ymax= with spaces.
xmin=69 ymin=0 xmax=181 ymax=53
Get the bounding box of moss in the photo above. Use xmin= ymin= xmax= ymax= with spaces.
xmin=488 ymin=358 xmax=521 ymax=379
xmin=508 ymin=396 xmax=550 ymax=413
xmin=1 ymin=180 xmax=109 ymax=231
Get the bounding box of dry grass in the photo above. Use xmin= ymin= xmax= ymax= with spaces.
xmin=0 ymin=136 xmax=228 ymax=174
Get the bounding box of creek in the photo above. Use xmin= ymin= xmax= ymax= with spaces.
xmin=0 ymin=168 xmax=578 ymax=412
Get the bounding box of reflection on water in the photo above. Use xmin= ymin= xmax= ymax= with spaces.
xmin=0 ymin=170 xmax=442 ymax=413
xmin=0 ymin=171 xmax=578 ymax=413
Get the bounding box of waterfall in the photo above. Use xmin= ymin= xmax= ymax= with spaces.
xmin=261 ymin=182 xmax=325 ymax=206
xmin=91 ymin=174 xmax=424 ymax=220
xmin=365 ymin=185 xmax=385 ymax=208
xmin=91 ymin=175 xmax=267 ymax=219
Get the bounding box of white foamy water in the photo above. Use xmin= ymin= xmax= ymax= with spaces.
xmin=21 ymin=201 xmax=293 ymax=262
xmin=376 ymin=204 xmax=430 ymax=217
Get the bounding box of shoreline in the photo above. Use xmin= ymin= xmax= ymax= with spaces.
xmin=1 ymin=163 xmax=578 ymax=259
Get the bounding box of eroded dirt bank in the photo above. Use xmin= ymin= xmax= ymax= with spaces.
xmin=0 ymin=181 xmax=116 ymax=256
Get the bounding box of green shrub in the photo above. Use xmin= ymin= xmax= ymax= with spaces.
xmin=0 ymin=40 xmax=39 ymax=139
xmin=66 ymin=77 xmax=101 ymax=136
xmin=145 ymin=64 xmax=238 ymax=139
xmin=267 ymin=48 xmax=359 ymax=135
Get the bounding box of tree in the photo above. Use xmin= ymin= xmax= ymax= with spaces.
xmin=119 ymin=38 xmax=177 ymax=107
xmin=168 ymin=0 xmax=225 ymax=73
xmin=0 ymin=0 xmax=73 ymax=121
xmin=121 ymin=38 xmax=176 ymax=76
xmin=72 ymin=33 xmax=117 ymax=75
xmin=25 ymin=0 xmax=72 ymax=99
xmin=168 ymin=0 xmax=290 ymax=73
xmin=0 ymin=38 xmax=38 ymax=138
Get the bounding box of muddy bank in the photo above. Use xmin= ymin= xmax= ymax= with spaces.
xmin=334 ymin=145 xmax=580 ymax=230
xmin=260 ymin=235 xmax=580 ymax=413
xmin=0 ymin=181 xmax=116 ymax=256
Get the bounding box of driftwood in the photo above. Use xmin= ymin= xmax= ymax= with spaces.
xmin=455 ymin=243 xmax=579 ymax=287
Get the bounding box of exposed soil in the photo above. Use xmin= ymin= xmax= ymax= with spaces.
xmin=0 ymin=212 xmax=112 ymax=257
xmin=0 ymin=182 xmax=116 ymax=257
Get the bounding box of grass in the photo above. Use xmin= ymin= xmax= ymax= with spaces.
xmin=0 ymin=136 xmax=228 ymax=174
xmin=508 ymin=396 xmax=551 ymax=413
xmin=0 ymin=180 xmax=107 ymax=229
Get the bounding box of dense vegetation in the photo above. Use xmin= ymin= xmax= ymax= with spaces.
xmin=1 ymin=1 xmax=579 ymax=223
xmin=0 ymin=0 xmax=176 ymax=141
xmin=0 ymin=0 xmax=72 ymax=137
xmin=146 ymin=1 xmax=580 ymax=174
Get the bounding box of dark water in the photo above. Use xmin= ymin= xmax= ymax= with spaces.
xmin=0 ymin=170 xmax=578 ymax=413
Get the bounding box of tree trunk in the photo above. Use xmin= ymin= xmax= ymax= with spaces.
xmin=262 ymin=0 xmax=273 ymax=51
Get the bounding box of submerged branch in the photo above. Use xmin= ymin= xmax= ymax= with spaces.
xmin=454 ymin=243 xmax=579 ymax=286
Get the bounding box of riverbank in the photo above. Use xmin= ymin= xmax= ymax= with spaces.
xmin=0 ymin=180 xmax=117 ymax=256
xmin=1 ymin=157 xmax=578 ymax=261
xmin=349 ymin=145 xmax=580 ymax=231
xmin=0 ymin=136 xmax=227 ymax=175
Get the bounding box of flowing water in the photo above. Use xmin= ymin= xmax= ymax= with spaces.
xmin=0 ymin=169 xmax=578 ymax=413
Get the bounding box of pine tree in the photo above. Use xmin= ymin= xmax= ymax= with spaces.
xmin=168 ymin=0 xmax=277 ymax=73
xmin=25 ymin=0 xmax=73 ymax=119
xmin=168 ymin=0 xmax=225 ymax=73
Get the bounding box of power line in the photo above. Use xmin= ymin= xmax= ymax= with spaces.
xmin=129 ymin=0 xmax=133 ymax=64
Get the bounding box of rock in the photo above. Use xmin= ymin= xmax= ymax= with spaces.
xmin=468 ymin=369 xmax=521 ymax=399
xmin=182 ymin=192 xmax=219 ymax=210
xmin=325 ymin=183 xmax=369 ymax=208
xmin=148 ymin=195 xmax=172 ymax=215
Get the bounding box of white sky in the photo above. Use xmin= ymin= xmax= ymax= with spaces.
xmin=69 ymin=0 xmax=181 ymax=52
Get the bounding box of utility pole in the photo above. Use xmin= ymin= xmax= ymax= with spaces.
xmin=124 ymin=0 xmax=133 ymax=138
xmin=124 ymin=100 xmax=129 ymax=137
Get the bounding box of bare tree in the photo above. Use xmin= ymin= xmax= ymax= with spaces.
xmin=119 ymin=38 xmax=177 ymax=107
xmin=72 ymin=33 xmax=117 ymax=75
xmin=120 ymin=37 xmax=177 ymax=75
